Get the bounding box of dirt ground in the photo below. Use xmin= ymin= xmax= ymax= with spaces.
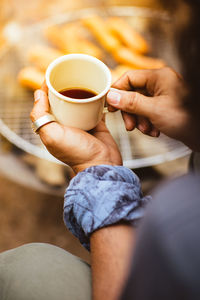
xmin=0 ymin=172 xmax=90 ymax=262
xmin=0 ymin=150 xmax=189 ymax=266
xmin=0 ymin=0 xmax=189 ymax=272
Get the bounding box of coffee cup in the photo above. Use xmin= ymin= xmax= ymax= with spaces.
xmin=45 ymin=54 xmax=112 ymax=131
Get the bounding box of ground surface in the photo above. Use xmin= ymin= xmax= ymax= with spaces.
xmin=0 ymin=145 xmax=189 ymax=264
xmin=0 ymin=0 xmax=187 ymax=264
xmin=0 ymin=170 xmax=90 ymax=262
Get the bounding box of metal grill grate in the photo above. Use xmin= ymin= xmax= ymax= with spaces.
xmin=0 ymin=7 xmax=191 ymax=168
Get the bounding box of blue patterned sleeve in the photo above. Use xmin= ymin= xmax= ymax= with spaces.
xmin=64 ymin=165 xmax=151 ymax=250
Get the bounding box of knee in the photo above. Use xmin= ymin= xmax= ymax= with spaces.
xmin=0 ymin=243 xmax=91 ymax=300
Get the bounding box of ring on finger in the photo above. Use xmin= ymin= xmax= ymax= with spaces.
xmin=32 ymin=113 xmax=56 ymax=134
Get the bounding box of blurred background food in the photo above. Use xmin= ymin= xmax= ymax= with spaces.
xmin=0 ymin=0 xmax=190 ymax=262
xmin=17 ymin=15 xmax=165 ymax=91
xmin=0 ymin=0 xmax=162 ymax=25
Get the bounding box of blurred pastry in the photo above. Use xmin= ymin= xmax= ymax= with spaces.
xmin=18 ymin=18 xmax=165 ymax=94
xmin=44 ymin=26 xmax=69 ymax=52
xmin=114 ymin=64 xmax=136 ymax=76
xmin=28 ymin=45 xmax=63 ymax=71
xmin=62 ymin=23 xmax=103 ymax=58
xmin=0 ymin=31 xmax=6 ymax=49
xmin=113 ymin=47 xmax=165 ymax=69
xmin=110 ymin=68 xmax=119 ymax=84
xmin=75 ymin=39 xmax=103 ymax=58
xmin=82 ymin=15 xmax=121 ymax=52
xmin=18 ymin=67 xmax=45 ymax=90
xmin=45 ymin=23 xmax=103 ymax=58
xmin=110 ymin=65 xmax=133 ymax=83
xmin=107 ymin=17 xmax=149 ymax=54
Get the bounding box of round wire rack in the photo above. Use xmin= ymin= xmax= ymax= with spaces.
xmin=0 ymin=6 xmax=191 ymax=168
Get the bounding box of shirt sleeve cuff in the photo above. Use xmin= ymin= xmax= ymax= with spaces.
xmin=64 ymin=165 xmax=151 ymax=250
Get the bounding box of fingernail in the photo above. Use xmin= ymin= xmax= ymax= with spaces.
xmin=138 ymin=124 xmax=145 ymax=132
xmin=107 ymin=89 xmax=121 ymax=105
xmin=150 ymin=130 xmax=160 ymax=137
xmin=34 ymin=90 xmax=42 ymax=102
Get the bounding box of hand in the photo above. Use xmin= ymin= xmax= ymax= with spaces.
xmin=30 ymin=83 xmax=122 ymax=174
xmin=107 ymin=68 xmax=198 ymax=150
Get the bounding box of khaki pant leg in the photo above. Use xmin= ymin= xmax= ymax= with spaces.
xmin=0 ymin=243 xmax=91 ymax=300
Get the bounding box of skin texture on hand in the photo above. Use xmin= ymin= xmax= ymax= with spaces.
xmin=31 ymin=84 xmax=134 ymax=300
xmin=107 ymin=67 xmax=199 ymax=151
xmin=30 ymin=83 xmax=122 ymax=174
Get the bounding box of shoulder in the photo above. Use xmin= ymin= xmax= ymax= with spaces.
xmin=149 ymin=173 xmax=200 ymax=223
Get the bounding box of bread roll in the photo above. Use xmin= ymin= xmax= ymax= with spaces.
xmin=82 ymin=16 xmax=121 ymax=52
xmin=45 ymin=23 xmax=102 ymax=58
xmin=28 ymin=45 xmax=63 ymax=71
xmin=18 ymin=67 xmax=45 ymax=90
xmin=107 ymin=17 xmax=149 ymax=54
xmin=44 ymin=26 xmax=69 ymax=52
xmin=110 ymin=65 xmax=134 ymax=83
xmin=113 ymin=47 xmax=165 ymax=69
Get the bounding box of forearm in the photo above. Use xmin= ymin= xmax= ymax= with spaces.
xmin=91 ymin=224 xmax=135 ymax=300
xmin=64 ymin=165 xmax=151 ymax=298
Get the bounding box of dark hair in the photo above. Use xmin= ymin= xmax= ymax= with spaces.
xmin=161 ymin=0 xmax=200 ymax=120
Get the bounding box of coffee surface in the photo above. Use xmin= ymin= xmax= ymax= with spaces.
xmin=59 ymin=88 xmax=97 ymax=99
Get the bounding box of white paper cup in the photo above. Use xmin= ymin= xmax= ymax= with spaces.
xmin=45 ymin=54 xmax=112 ymax=131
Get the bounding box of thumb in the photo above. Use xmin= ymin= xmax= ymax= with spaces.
xmin=107 ymin=88 xmax=154 ymax=118
xmin=30 ymin=88 xmax=50 ymax=122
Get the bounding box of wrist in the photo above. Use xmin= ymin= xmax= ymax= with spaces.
xmin=64 ymin=165 xmax=151 ymax=250
xmin=72 ymin=161 xmax=122 ymax=174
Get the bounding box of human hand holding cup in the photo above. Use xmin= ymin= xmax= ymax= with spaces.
xmin=45 ymin=54 xmax=112 ymax=131
xmin=30 ymin=54 xmax=122 ymax=173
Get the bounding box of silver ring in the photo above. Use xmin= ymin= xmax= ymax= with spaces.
xmin=32 ymin=113 xmax=56 ymax=133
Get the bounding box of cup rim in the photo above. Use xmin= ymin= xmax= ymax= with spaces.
xmin=45 ymin=54 xmax=112 ymax=104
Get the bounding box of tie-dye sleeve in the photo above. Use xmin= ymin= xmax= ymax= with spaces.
xmin=64 ymin=165 xmax=151 ymax=250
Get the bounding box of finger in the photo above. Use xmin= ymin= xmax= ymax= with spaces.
xmin=106 ymin=91 xmax=118 ymax=112
xmin=107 ymin=88 xmax=155 ymax=117
xmin=89 ymin=119 xmax=108 ymax=135
xmin=121 ymin=112 xmax=137 ymax=131
xmin=136 ymin=116 xmax=160 ymax=137
xmin=30 ymin=86 xmax=62 ymax=140
xmin=41 ymin=80 xmax=48 ymax=93
xmin=136 ymin=116 xmax=152 ymax=135
xmin=102 ymin=113 xmax=106 ymax=122
xmin=107 ymin=104 xmax=118 ymax=112
xmin=30 ymin=89 xmax=50 ymax=122
xmin=150 ymin=126 xmax=160 ymax=138
xmin=112 ymin=69 xmax=153 ymax=91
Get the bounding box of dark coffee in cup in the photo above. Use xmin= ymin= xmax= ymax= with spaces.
xmin=59 ymin=88 xmax=97 ymax=99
